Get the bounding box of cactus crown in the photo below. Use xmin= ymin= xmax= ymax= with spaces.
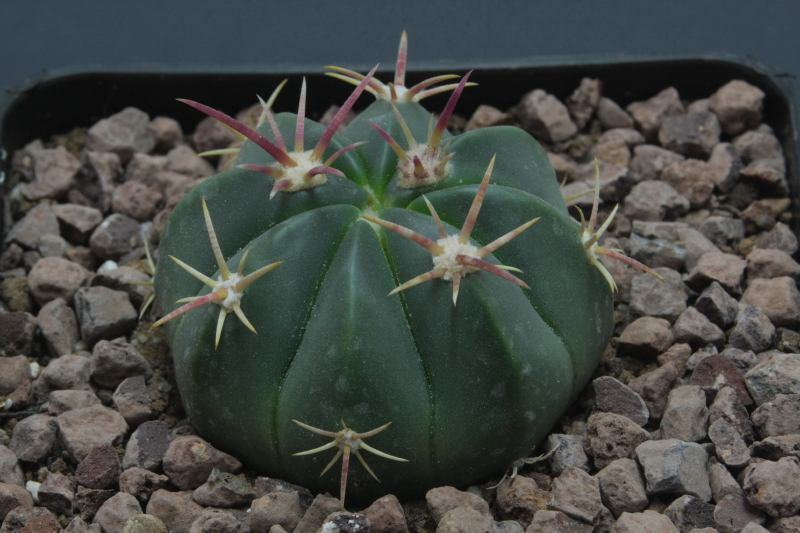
xmin=368 ymin=73 xmax=471 ymax=189
xmin=325 ymin=30 xmax=475 ymax=103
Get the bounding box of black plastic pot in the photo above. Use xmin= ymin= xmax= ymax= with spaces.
xmin=1 ymin=54 xmax=798 ymax=236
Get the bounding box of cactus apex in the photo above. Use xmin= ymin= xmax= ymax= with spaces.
xmin=150 ymin=197 xmax=283 ymax=348
xmin=362 ymin=156 xmax=537 ymax=306
xmin=325 ymin=32 xmax=476 ymax=102
xmin=578 ymin=159 xmax=664 ymax=292
xmin=292 ymin=419 xmax=407 ymax=506
xmin=369 ymin=76 xmax=471 ymax=189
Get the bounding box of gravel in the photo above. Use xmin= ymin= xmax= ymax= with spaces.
xmin=0 ymin=74 xmax=796 ymax=532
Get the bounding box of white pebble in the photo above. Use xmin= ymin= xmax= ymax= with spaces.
xmin=25 ymin=481 xmax=40 ymax=504
xmin=97 ymin=260 xmax=119 ymax=274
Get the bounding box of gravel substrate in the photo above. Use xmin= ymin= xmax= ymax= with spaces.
xmin=0 ymin=75 xmax=798 ymax=533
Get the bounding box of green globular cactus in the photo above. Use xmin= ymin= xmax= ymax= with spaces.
xmin=153 ymin=33 xmax=660 ymax=504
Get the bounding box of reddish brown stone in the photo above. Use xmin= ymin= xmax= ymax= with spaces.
xmin=626 ymin=87 xmax=685 ymax=141
xmin=362 ymin=494 xmax=408 ymax=533
xmin=0 ymin=507 xmax=60 ymax=533
xmin=495 ymin=475 xmax=550 ymax=528
xmin=584 ymin=412 xmax=651 ymax=470
xmin=592 ymin=376 xmax=649 ymax=426
xmin=22 ymin=147 xmax=81 ymax=201
xmin=597 ymin=98 xmax=634 ymax=129
xmin=75 ymin=443 xmax=120 ymax=489
xmin=37 ymin=474 xmax=73 ymax=516
xmin=690 ymin=354 xmax=753 ymax=406
xmin=628 ymin=362 xmax=681 ymax=420
xmin=741 ymin=277 xmax=800 ymax=329
xmin=162 ymin=436 xmax=242 ymax=491
xmin=709 ymin=80 xmax=765 ymax=135
xmin=686 ymin=252 xmax=747 ymax=296
xmin=0 ymin=483 xmax=33 ymax=522
xmin=617 ymin=317 xmax=673 ymax=359
xmin=87 ymin=107 xmax=155 ymax=164
xmin=515 ymin=89 xmax=578 ymax=143
xmin=112 ymin=181 xmax=163 ymax=222
xmin=464 ymin=106 xmax=515 ymax=132
xmin=27 ymin=257 xmax=90 ymax=305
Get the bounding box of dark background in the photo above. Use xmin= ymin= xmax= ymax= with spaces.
xmin=2 ymin=1 xmax=798 ymax=94
xmin=2 ymin=0 xmax=799 ymax=178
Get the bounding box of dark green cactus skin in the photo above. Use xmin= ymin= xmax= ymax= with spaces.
xmin=155 ymin=94 xmax=614 ymax=502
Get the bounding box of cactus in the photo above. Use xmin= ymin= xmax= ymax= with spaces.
xmin=153 ymin=34 xmax=659 ymax=504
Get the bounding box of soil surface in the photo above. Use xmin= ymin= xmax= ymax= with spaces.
xmin=0 ymin=76 xmax=798 ymax=533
